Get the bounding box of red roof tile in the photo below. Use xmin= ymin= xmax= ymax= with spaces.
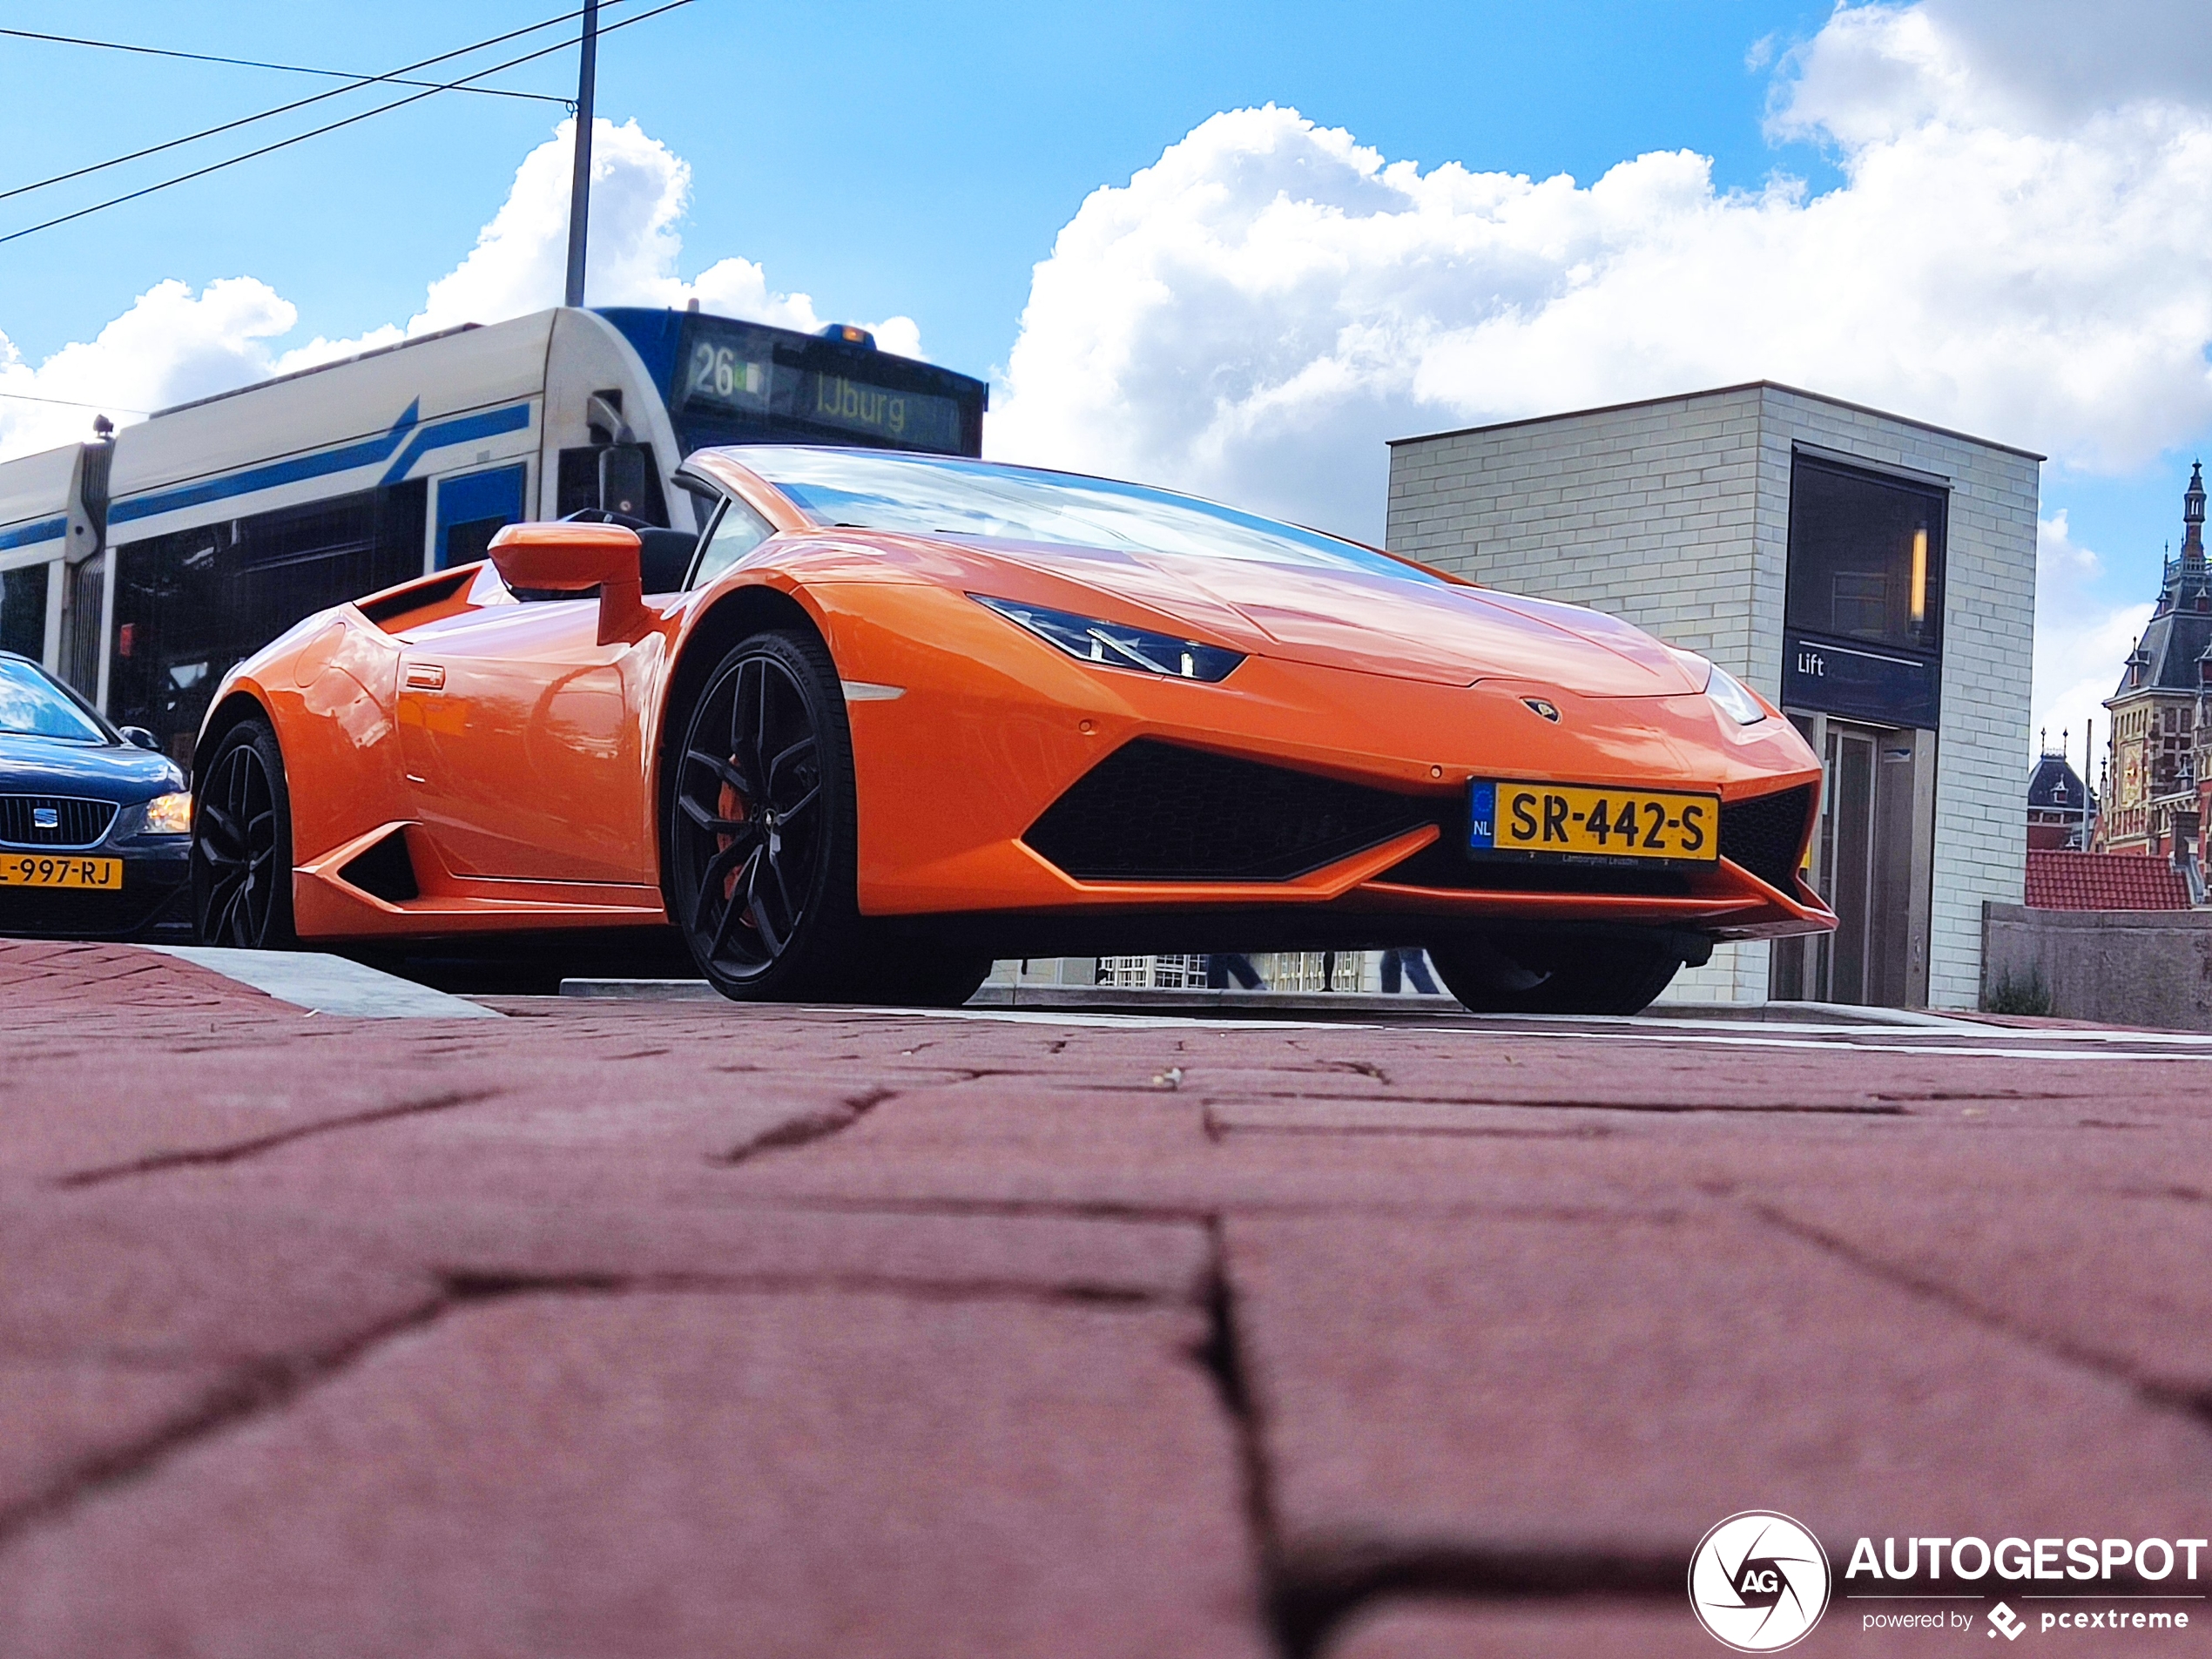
xmin=2025 ymin=849 xmax=2193 ymax=910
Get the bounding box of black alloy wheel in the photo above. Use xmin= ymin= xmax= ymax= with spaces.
xmin=192 ymin=718 xmax=295 ymax=948
xmin=1428 ymin=931 xmax=1683 ymax=1015
xmin=669 ymin=630 xmax=864 ymax=1000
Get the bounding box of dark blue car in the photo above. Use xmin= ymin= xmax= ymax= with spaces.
xmin=0 ymin=651 xmax=193 ymax=941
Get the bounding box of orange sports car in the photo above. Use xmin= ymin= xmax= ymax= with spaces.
xmin=189 ymin=446 xmax=1834 ymax=1009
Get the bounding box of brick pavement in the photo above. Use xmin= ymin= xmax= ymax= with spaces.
xmin=3 ymin=940 xmax=2211 ymax=1656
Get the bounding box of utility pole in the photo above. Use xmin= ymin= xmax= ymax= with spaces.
xmin=563 ymin=0 xmax=599 ymax=308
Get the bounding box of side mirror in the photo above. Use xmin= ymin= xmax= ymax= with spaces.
xmin=119 ymin=725 xmax=161 ymax=752
xmin=488 ymin=522 xmax=649 ymax=645
xmin=598 ymin=444 xmax=651 ymax=516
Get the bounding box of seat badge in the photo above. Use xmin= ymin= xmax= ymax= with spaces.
xmin=1521 ymin=698 xmax=1561 ymax=723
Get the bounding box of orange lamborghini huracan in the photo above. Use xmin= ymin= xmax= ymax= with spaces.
xmin=189 ymin=447 xmax=1834 ymax=1010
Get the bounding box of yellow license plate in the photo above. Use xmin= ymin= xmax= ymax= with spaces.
xmin=1471 ymin=781 xmax=1718 ymax=865
xmin=0 ymin=854 xmax=123 ymax=889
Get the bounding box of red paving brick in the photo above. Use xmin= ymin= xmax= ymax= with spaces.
xmin=1324 ymin=1599 xmax=1732 ymax=1659
xmin=1226 ymin=1210 xmax=2212 ymax=1555
xmin=6 ymin=941 xmax=2212 ymax=1654
xmin=1319 ymin=1597 xmax=2074 ymax=1659
xmin=0 ymin=1292 xmax=1265 ymax=1659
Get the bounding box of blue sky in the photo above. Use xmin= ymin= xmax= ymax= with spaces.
xmin=3 ymin=0 xmax=2209 ymax=756
xmin=0 ymin=0 xmax=1838 ymax=374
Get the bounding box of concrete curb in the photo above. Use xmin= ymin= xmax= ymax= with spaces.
xmin=556 ymin=977 xmax=1993 ymax=1028
xmin=148 ymin=947 xmax=504 ymax=1019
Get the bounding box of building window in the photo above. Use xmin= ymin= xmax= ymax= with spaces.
xmin=1096 ymin=954 xmax=1211 ymax=988
xmin=1786 ymin=455 xmax=1947 ymax=655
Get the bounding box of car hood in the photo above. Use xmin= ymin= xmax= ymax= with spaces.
xmin=930 ymin=536 xmax=1702 ymax=696
xmin=0 ymin=732 xmax=182 ymax=805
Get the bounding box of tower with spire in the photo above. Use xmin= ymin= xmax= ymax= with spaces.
xmin=2101 ymin=462 xmax=2210 ymax=860
xmin=2028 ymin=726 xmax=2098 ymax=850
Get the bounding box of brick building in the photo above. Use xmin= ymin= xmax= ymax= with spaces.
xmin=1386 ymin=382 xmax=2040 ymax=1013
xmin=2100 ymin=462 xmax=2209 ymax=862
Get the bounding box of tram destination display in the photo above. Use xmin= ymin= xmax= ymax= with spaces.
xmin=673 ymin=317 xmax=965 ymax=452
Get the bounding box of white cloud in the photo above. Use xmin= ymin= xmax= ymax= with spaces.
xmin=2032 ymin=509 xmax=2148 ymax=771
xmin=992 ymin=6 xmax=2212 ymax=549
xmin=1776 ymin=0 xmax=2212 ymax=140
xmin=0 ymin=278 xmax=300 ymax=456
xmin=0 ymin=118 xmax=925 ymax=461
xmin=986 ymin=3 xmax=2212 ymax=738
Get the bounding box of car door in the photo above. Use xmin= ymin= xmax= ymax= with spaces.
xmin=395 ymin=597 xmax=658 ymax=885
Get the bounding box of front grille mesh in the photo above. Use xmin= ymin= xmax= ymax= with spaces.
xmin=1023 ymin=739 xmax=1817 ymax=899
xmin=1720 ymin=785 xmax=1814 ymax=893
xmin=1023 ymin=739 xmax=1432 ymax=882
xmin=0 ymin=795 xmax=116 ymax=849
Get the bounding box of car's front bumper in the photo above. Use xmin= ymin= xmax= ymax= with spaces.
xmin=812 ymin=582 xmax=1834 ymax=946
xmin=0 ymin=840 xmax=192 ymax=941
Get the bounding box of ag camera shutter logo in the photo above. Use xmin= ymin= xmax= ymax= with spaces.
xmin=1689 ymin=1511 xmax=1831 ymax=1651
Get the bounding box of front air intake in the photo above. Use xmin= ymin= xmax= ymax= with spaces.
xmin=1719 ymin=785 xmax=1816 ymax=894
xmin=1022 ymin=739 xmax=1432 ymax=882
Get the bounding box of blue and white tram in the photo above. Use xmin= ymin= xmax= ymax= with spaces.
xmin=0 ymin=305 xmax=988 ymax=765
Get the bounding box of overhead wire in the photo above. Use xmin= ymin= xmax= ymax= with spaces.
xmin=0 ymin=26 xmax=570 ymax=105
xmin=0 ymin=389 xmax=151 ymax=415
xmin=0 ymin=0 xmax=698 ymax=249
xmin=0 ymin=3 xmax=634 ymax=209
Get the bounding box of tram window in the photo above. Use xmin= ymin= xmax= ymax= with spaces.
xmin=556 ymin=443 xmax=669 ymax=526
xmin=1786 ymin=455 xmax=1947 ymax=654
xmin=2 ymin=562 xmax=49 ymax=658
xmin=111 ymin=481 xmax=427 ymax=759
xmin=435 ymin=464 xmax=526 ymax=570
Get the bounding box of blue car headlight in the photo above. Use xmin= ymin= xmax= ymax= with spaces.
xmin=973 ymin=595 xmax=1244 ymax=683
xmin=142 ymin=792 xmax=194 ymax=835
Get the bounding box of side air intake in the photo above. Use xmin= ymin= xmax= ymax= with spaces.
xmin=1022 ymin=739 xmax=1432 ymax=882
xmin=338 ymin=827 xmax=421 ymax=903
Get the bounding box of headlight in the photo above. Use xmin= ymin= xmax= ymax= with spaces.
xmin=1705 ymin=665 xmax=1768 ymax=725
xmin=1665 ymin=646 xmax=1768 ymax=725
xmin=973 ymin=595 xmax=1244 ymax=683
xmin=143 ymin=792 xmax=193 ymax=835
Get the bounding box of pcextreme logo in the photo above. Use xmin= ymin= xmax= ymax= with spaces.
xmin=1689 ymin=1511 xmax=1832 ymax=1651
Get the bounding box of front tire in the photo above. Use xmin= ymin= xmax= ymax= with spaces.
xmin=860 ymin=941 xmax=995 ymax=1008
xmin=667 ymin=630 xmax=866 ymax=1001
xmin=192 ymin=718 xmax=295 ymax=948
xmin=1429 ymin=932 xmax=1683 ymax=1015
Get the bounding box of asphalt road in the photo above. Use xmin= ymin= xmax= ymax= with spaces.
xmin=4 ymin=939 xmax=2210 ymax=1656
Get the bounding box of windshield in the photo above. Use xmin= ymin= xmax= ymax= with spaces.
xmin=736 ymin=448 xmax=1440 ymax=583
xmin=0 ymin=658 xmax=107 ymax=743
